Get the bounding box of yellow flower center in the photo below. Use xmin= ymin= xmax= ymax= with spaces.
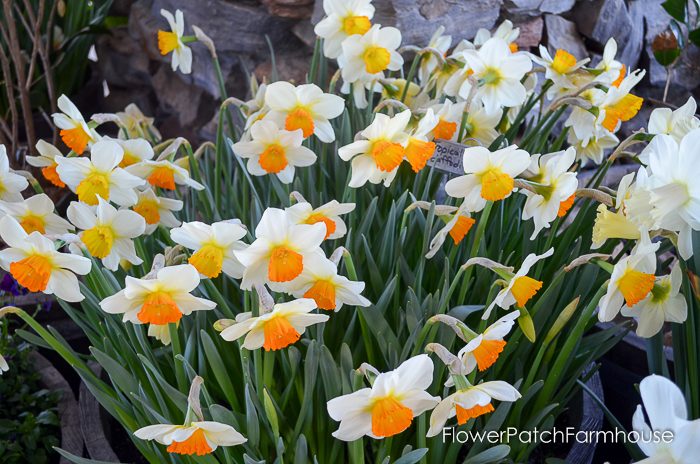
xmin=479 ymin=167 xmax=514 ymax=201
xmin=433 ymin=119 xmax=457 ymax=140
xmin=617 ymin=269 xmax=655 ymax=307
xmin=551 ymin=49 xmax=577 ymax=74
xmin=138 ymin=291 xmax=182 ymax=325
xmin=41 ymin=164 xmax=65 ymax=187
xmin=268 ymin=246 xmax=303 ymax=282
xmin=76 ymin=171 xmax=110 ymax=205
xmin=592 ymin=205 xmax=640 ymax=246
xmin=263 ymin=315 xmax=301 ymax=351
xmin=405 ymin=139 xmax=435 ymax=172
xmin=20 ymin=214 xmax=46 ymax=234
xmin=342 ymin=15 xmax=371 ymax=35
xmin=60 ymin=126 xmax=91 ymax=155
xmin=157 ymin=30 xmax=179 ymax=55
xmin=259 ymin=143 xmax=288 ymax=174
xmin=82 ymin=225 xmax=115 ymax=259
xmin=188 ymin=243 xmax=225 ymax=278
xmin=602 ymin=94 xmax=643 ymax=132
xmin=166 ymin=428 xmax=212 ymax=456
xmin=148 ymin=166 xmax=176 ymax=190
xmin=481 ymin=67 xmax=502 ymax=85
xmin=304 ymin=279 xmax=336 ymax=310
xmin=370 ymin=396 xmax=413 ymax=437
xmin=304 ymin=213 xmax=336 ymax=239
xmin=455 ymin=402 xmax=494 ymax=424
xmin=370 ymin=140 xmax=404 ymax=172
xmin=472 ymin=339 xmax=507 ymax=371
xmin=133 ymin=199 xmax=161 ymax=225
xmin=511 ymin=275 xmax=543 ymax=307
xmin=509 ymin=42 xmax=519 ymax=53
xmin=362 ymin=46 xmax=391 ymax=74
xmin=119 ymin=151 xmax=140 ymax=168
xmin=285 ymin=107 xmax=315 ymax=138
xmin=448 ymin=215 xmax=475 ymax=245
xmin=10 ymin=254 xmax=53 ymax=292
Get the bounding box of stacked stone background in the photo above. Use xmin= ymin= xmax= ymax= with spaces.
xmin=96 ymin=0 xmax=700 ymax=142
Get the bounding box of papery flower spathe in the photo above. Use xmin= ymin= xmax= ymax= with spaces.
xmin=234 ymin=208 xmax=326 ymax=289
xmin=648 ymin=96 xmax=699 ymax=143
xmin=314 ymin=0 xmax=375 ymax=59
xmin=521 ymin=147 xmax=579 ymax=238
xmin=0 ymin=216 xmax=91 ymax=302
xmin=232 ymin=120 xmax=316 ymax=184
xmin=338 ymin=110 xmax=410 ymax=188
xmin=170 ymin=220 xmax=247 ymax=279
xmin=457 ymin=311 xmax=519 ymax=373
xmin=127 ymin=159 xmax=204 ymax=191
xmin=599 ymin=232 xmax=659 ymax=322
xmin=27 ymin=140 xmax=66 ymax=187
xmin=622 ymin=262 xmax=687 ymax=338
xmin=132 ymin=187 xmax=183 ymax=234
xmin=0 ymin=145 xmax=28 ymax=202
xmin=0 ymin=194 xmax=73 ymax=235
xmin=51 ymin=95 xmax=98 ymax=155
xmin=462 ymin=37 xmax=532 ymax=114
xmin=135 ymin=377 xmax=246 ymax=456
xmin=427 ymin=379 xmax=521 ymax=437
xmin=285 ymin=199 xmax=355 ymax=240
xmin=264 ymin=81 xmax=344 ymax=143
xmin=445 ymin=144 xmax=530 ymax=212
xmin=220 ymin=298 xmax=328 ymax=350
xmin=287 ymin=253 xmax=370 ymax=311
xmin=55 ymin=140 xmax=145 ymax=206
xmin=67 ymin=197 xmax=145 ymax=271
xmin=631 ymin=375 xmax=700 ymax=463
xmin=100 ymin=264 xmax=216 ymax=325
xmin=327 ymin=355 xmax=440 ymax=440
xmin=157 ymin=9 xmax=193 ymax=74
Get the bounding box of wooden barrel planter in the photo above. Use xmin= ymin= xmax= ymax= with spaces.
xmin=78 ymin=362 xmax=121 ymax=462
xmin=29 ymin=351 xmax=84 ymax=464
xmin=564 ymin=368 xmax=604 ymax=464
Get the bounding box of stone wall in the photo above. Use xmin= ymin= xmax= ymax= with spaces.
xmin=95 ymin=0 xmax=700 ymax=141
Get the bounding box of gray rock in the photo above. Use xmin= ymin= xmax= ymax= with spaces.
xmin=514 ymin=16 xmax=544 ymax=48
xmin=539 ymin=0 xmax=575 ymax=14
xmin=504 ymin=0 xmax=543 ymax=16
xmin=544 ymin=14 xmax=587 ymax=60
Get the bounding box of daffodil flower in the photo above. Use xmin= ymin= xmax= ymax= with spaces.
xmin=423 ymin=203 xmax=475 ymax=259
xmin=457 ymin=311 xmax=519 ymax=373
xmin=220 ymin=298 xmax=328 ymax=350
xmin=520 ymin=147 xmax=579 ymax=238
xmin=0 ymin=145 xmax=28 ymax=202
xmin=567 ymin=127 xmax=619 ymax=166
xmin=0 ymin=216 xmax=91 ymax=302
xmin=132 ymin=187 xmax=183 ymax=235
xmin=404 ymin=109 xmax=438 ymax=172
xmin=232 ymin=120 xmax=316 ymax=184
xmin=531 ymin=46 xmax=590 ymax=98
xmin=170 ymin=220 xmax=247 ymax=279
xmin=0 ymin=353 xmax=7 ymax=375
xmin=599 ymin=70 xmax=645 ymax=133
xmin=135 ymin=377 xmax=246 ymax=456
xmin=99 ymin=264 xmax=216 ymax=325
xmin=418 ymin=26 xmax=452 ymax=85
xmin=445 ymin=144 xmax=531 ymax=212
xmin=55 ymin=140 xmax=144 ymax=206
xmin=631 ymin=374 xmax=700 ymax=463
xmin=599 ymin=232 xmax=659 ymax=322
xmin=327 ymin=354 xmax=440 ymax=440
xmin=51 ymin=95 xmax=98 ymax=155
xmin=264 ymin=81 xmax=345 ymax=143
xmin=622 ymin=262 xmax=687 ymax=337
xmin=107 ymin=137 xmax=155 ymax=167
xmin=427 ymin=377 xmax=521 ymax=437
xmin=338 ymin=110 xmax=411 ymax=188
xmin=286 ymin=252 xmax=371 ymax=311
xmin=157 ymin=9 xmax=193 ymax=74
xmin=67 ymin=197 xmax=145 ymax=271
xmin=127 ymin=159 xmax=204 ymax=191
xmin=593 ymin=38 xmax=625 ymax=86
xmin=285 ymin=198 xmax=355 ymax=240
xmin=0 ymin=194 xmax=73 ymax=235
xmin=648 ymin=96 xmax=699 ymax=143
xmin=27 ymin=140 xmax=66 ymax=187
xmin=234 ymin=208 xmax=326 ymax=289
xmin=314 ymin=0 xmax=375 ymax=59
xmin=461 ymin=37 xmax=532 ymax=114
